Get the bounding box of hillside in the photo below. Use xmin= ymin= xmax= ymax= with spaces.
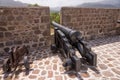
xmin=0 ymin=0 xmax=120 ymax=12
xmin=79 ymin=0 xmax=120 ymax=8
xmin=0 ymin=0 xmax=27 ymax=7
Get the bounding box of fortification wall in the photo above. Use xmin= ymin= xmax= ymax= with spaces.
xmin=61 ymin=7 xmax=120 ymax=40
xmin=0 ymin=7 xmax=50 ymax=53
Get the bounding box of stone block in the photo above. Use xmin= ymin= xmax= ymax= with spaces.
xmin=48 ymin=71 xmax=53 ymax=78
xmin=116 ymin=27 xmax=120 ymax=35
xmin=29 ymin=75 xmax=37 ymax=79
xmin=16 ymin=16 xmax=23 ymax=21
xmin=102 ymin=71 xmax=114 ymax=77
xmin=5 ymin=41 xmax=13 ymax=46
xmin=0 ymin=22 xmax=7 ymax=26
xmin=41 ymin=16 xmax=49 ymax=23
xmin=24 ymin=39 xmax=29 ymax=43
xmin=41 ymin=70 xmax=46 ymax=75
xmin=34 ymin=19 xmax=39 ymax=23
xmin=55 ymin=76 xmax=62 ymax=80
xmin=43 ymin=29 xmax=49 ymax=36
xmin=112 ymin=68 xmax=120 ymax=75
xmin=3 ymin=9 xmax=12 ymax=15
xmin=0 ymin=43 xmax=4 ymax=48
xmin=0 ymin=16 xmax=6 ymax=21
xmin=4 ymin=47 xmax=10 ymax=52
xmin=32 ymin=44 xmax=37 ymax=47
xmin=0 ymin=32 xmax=4 ymax=38
xmin=8 ymin=26 xmax=15 ymax=30
xmin=33 ymin=38 xmax=38 ymax=42
xmin=39 ymin=37 xmax=44 ymax=41
xmin=5 ymin=32 xmax=12 ymax=37
xmin=7 ymin=15 xmax=14 ymax=21
xmin=34 ymin=30 xmax=41 ymax=34
xmin=39 ymin=42 xmax=44 ymax=46
xmin=13 ymin=10 xmax=19 ymax=15
xmin=0 ymin=27 xmax=7 ymax=31
xmin=14 ymin=40 xmax=22 ymax=45
xmin=32 ymin=26 xmax=39 ymax=30
xmin=64 ymin=15 xmax=71 ymax=22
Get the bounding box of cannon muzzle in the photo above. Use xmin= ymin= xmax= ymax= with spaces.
xmin=52 ymin=21 xmax=81 ymax=43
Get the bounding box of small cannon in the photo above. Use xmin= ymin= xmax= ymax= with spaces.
xmin=51 ymin=21 xmax=97 ymax=72
xmin=2 ymin=45 xmax=30 ymax=73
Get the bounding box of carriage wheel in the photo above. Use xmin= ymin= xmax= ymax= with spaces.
xmin=63 ymin=58 xmax=72 ymax=71
xmin=3 ymin=58 xmax=11 ymax=73
xmin=24 ymin=56 xmax=30 ymax=70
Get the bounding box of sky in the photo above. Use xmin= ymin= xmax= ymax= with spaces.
xmin=15 ymin=0 xmax=103 ymax=8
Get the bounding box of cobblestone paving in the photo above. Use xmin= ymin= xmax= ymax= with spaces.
xmin=0 ymin=36 xmax=120 ymax=80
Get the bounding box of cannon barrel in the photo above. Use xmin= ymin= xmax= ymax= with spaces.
xmin=52 ymin=21 xmax=81 ymax=43
xmin=52 ymin=21 xmax=97 ymax=67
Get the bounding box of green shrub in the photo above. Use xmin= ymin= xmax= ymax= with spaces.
xmin=50 ymin=12 xmax=60 ymax=34
xmin=50 ymin=12 xmax=60 ymax=23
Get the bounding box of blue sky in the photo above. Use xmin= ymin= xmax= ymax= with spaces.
xmin=15 ymin=0 xmax=103 ymax=8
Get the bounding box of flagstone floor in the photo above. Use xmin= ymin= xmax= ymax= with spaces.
xmin=0 ymin=36 xmax=120 ymax=80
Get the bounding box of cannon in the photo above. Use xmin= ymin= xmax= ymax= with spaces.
xmin=51 ymin=27 xmax=81 ymax=72
xmin=51 ymin=21 xmax=97 ymax=72
xmin=2 ymin=45 xmax=30 ymax=73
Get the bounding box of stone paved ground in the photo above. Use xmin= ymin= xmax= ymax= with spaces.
xmin=0 ymin=36 xmax=120 ymax=80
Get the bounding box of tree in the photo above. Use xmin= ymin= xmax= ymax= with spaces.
xmin=28 ymin=3 xmax=40 ymax=7
xmin=50 ymin=12 xmax=60 ymax=34
xmin=50 ymin=12 xmax=60 ymax=23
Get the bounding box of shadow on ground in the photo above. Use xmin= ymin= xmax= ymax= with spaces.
xmin=88 ymin=35 xmax=120 ymax=47
xmin=0 ymin=35 xmax=120 ymax=80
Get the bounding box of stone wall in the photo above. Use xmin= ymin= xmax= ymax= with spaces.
xmin=116 ymin=10 xmax=120 ymax=35
xmin=0 ymin=7 xmax=50 ymax=53
xmin=0 ymin=7 xmax=120 ymax=53
xmin=61 ymin=7 xmax=120 ymax=40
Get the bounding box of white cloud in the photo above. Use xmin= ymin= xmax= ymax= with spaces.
xmin=15 ymin=0 xmax=103 ymax=7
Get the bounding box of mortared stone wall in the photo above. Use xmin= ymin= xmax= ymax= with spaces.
xmin=0 ymin=7 xmax=50 ymax=53
xmin=61 ymin=7 xmax=120 ymax=40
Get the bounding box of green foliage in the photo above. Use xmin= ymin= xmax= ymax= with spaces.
xmin=50 ymin=12 xmax=60 ymax=23
xmin=28 ymin=3 xmax=40 ymax=7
